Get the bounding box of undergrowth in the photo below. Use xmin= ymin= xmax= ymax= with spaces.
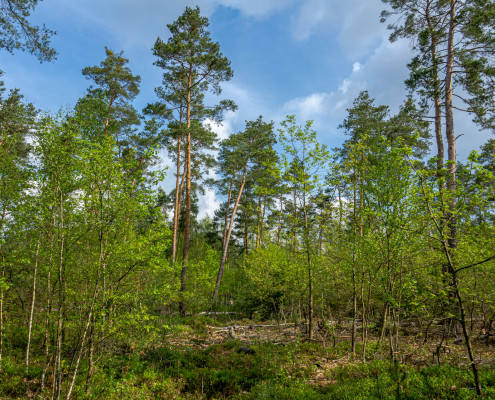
xmin=1 ymin=318 xmax=494 ymax=399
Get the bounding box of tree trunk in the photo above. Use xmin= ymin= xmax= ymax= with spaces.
xmin=244 ymin=209 xmax=249 ymax=255
xmin=351 ymin=172 xmax=358 ymax=357
xmin=293 ymin=190 xmax=298 ymax=255
xmin=174 ymin=167 xmax=187 ymax=263
xmin=303 ymin=190 xmax=313 ymax=340
xmin=426 ymin=3 xmax=444 ymax=180
xmin=26 ymin=238 xmax=41 ymax=373
xmin=171 ymin=132 xmax=182 ymax=263
xmin=222 ymin=177 xmax=235 ymax=250
xmin=66 ymin=288 xmax=98 ymax=400
xmin=0 ymin=244 xmax=5 ymax=374
xmin=445 ymin=0 xmax=457 ymax=251
xmin=277 ymin=195 xmax=283 ymax=245
xmin=180 ymin=64 xmax=193 ymax=318
xmin=54 ymin=190 xmax=65 ymax=400
xmin=41 ymin=239 xmax=55 ymax=391
xmin=260 ymin=196 xmax=266 ymax=248
xmin=212 ymin=163 xmax=248 ymax=303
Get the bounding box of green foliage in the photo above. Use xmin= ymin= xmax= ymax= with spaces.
xmin=240 ymin=245 xmax=304 ymax=318
xmin=1 ymin=3 xmax=495 ymax=399
xmin=0 ymin=0 xmax=56 ymax=61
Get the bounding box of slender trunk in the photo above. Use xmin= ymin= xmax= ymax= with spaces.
xmin=244 ymin=209 xmax=249 ymax=254
xmin=222 ymin=177 xmax=235 ymax=250
xmin=293 ymin=190 xmax=298 ymax=255
xmin=41 ymin=270 xmax=51 ymax=390
xmin=261 ymin=197 xmax=266 ymax=247
xmin=360 ymin=267 xmax=365 ymax=347
xmin=66 ymin=287 xmax=99 ymax=400
xmin=277 ymin=195 xmax=283 ymax=245
xmin=416 ymin=164 xmax=482 ymax=396
xmin=256 ymin=194 xmax=262 ymax=249
xmin=445 ymin=0 xmax=457 ymax=251
xmin=426 ymin=3 xmax=444 ymax=179
xmin=0 ymin=244 xmax=5 ymax=374
xmin=303 ymin=190 xmax=313 ymax=340
xmin=359 ymin=152 xmax=364 ymax=237
xmin=41 ymin=235 xmax=55 ymax=391
xmin=351 ymin=171 xmax=358 ymax=357
xmin=26 ymin=238 xmax=41 ymax=374
xmin=358 ymin=155 xmax=365 ymax=356
xmin=351 ymin=260 xmax=357 ymax=357
xmin=171 ymin=132 xmax=182 ymax=263
xmin=180 ymin=64 xmax=193 ymax=317
xmin=54 ymin=190 xmax=65 ymax=400
xmin=174 ymin=167 xmax=187 ymax=263
xmin=213 ymin=163 xmax=248 ymax=303
xmin=453 ymin=271 xmax=482 ymax=396
xmin=318 ymin=211 xmax=323 ymax=255
xmin=362 ymin=276 xmax=372 ymax=362
xmin=378 ymin=303 xmax=389 ymax=348
xmin=85 ymin=319 xmax=94 ymax=394
xmin=444 ymin=242 xmax=482 ymax=395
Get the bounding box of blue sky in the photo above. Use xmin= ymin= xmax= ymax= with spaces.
xmin=2 ymin=0 xmax=492 ymax=216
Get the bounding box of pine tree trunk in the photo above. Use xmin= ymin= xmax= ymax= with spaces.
xmin=445 ymin=0 xmax=457 ymax=251
xmin=180 ymin=65 xmax=193 ymax=318
xmin=213 ymin=163 xmax=248 ymax=303
xmin=426 ymin=5 xmax=444 ymax=179
xmin=436 ymin=19 xmax=483 ymax=386
xmin=171 ymin=132 xmax=182 ymax=263
xmin=222 ymin=177 xmax=235 ymax=250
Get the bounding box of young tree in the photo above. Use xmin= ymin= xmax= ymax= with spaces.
xmin=279 ymin=115 xmax=330 ymax=339
xmin=0 ymin=79 xmax=35 ymax=373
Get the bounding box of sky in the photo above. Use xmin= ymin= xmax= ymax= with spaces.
xmin=2 ymin=0 xmax=493 ymax=217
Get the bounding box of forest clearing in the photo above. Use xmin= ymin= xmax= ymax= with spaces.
xmin=1 ymin=0 xmax=495 ymax=398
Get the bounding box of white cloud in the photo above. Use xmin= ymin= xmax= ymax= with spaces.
xmin=339 ymin=78 xmax=351 ymax=94
xmin=198 ymin=188 xmax=221 ymax=219
xmin=204 ymin=113 xmax=235 ymax=141
xmin=282 ymin=92 xmax=329 ymax=121
xmin=276 ymin=35 xmax=410 ymax=141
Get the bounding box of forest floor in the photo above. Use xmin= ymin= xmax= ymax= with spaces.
xmin=2 ymin=316 xmax=495 ymax=399
xmin=153 ymin=316 xmax=495 ymax=399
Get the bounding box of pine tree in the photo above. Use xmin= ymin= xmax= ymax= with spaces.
xmin=152 ymin=6 xmax=234 ymax=316
xmin=0 ymin=0 xmax=56 ymax=61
